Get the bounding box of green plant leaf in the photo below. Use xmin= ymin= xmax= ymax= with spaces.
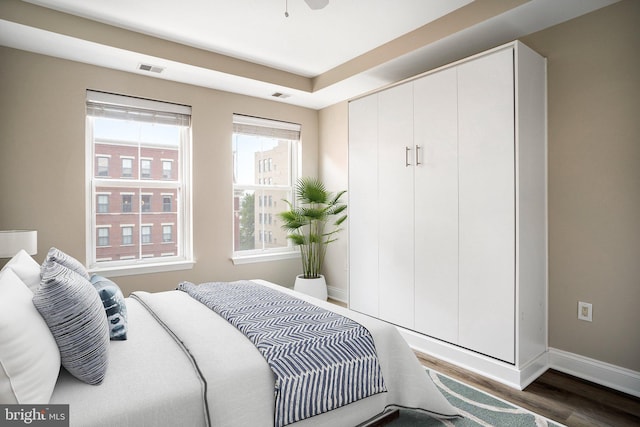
xmin=278 ymin=176 xmax=347 ymax=279
xmin=297 ymin=177 xmax=328 ymax=204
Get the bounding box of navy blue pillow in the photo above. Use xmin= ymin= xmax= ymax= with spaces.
xmin=90 ymin=275 xmax=128 ymax=341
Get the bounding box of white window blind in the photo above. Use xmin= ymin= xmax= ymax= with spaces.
xmin=233 ymin=114 xmax=301 ymax=141
xmin=87 ymin=90 xmax=191 ymax=126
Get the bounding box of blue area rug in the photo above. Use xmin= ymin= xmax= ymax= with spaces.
xmin=387 ymin=370 xmax=564 ymax=426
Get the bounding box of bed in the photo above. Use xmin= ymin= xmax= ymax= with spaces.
xmin=1 ymin=249 xmax=458 ymax=427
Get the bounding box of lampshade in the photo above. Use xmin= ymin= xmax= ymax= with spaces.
xmin=0 ymin=230 xmax=38 ymax=258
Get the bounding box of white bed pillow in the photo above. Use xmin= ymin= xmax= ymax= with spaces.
xmin=0 ymin=249 xmax=41 ymax=292
xmin=0 ymin=268 xmax=61 ymax=404
xmin=42 ymin=247 xmax=90 ymax=281
xmin=34 ymin=261 xmax=109 ymax=385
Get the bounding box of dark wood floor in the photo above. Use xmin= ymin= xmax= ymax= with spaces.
xmin=415 ymin=351 xmax=640 ymax=427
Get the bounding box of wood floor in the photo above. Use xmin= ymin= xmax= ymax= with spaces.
xmin=415 ymin=351 xmax=640 ymax=427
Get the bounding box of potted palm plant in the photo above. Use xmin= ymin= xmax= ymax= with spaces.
xmin=278 ymin=177 xmax=347 ymax=300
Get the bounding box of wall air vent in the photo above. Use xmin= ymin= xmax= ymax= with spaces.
xmin=138 ymin=63 xmax=165 ymax=74
xmin=271 ymin=92 xmax=291 ymax=99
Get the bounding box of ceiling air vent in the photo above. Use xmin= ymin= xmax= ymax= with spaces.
xmin=272 ymin=92 xmax=291 ymax=99
xmin=138 ymin=63 xmax=164 ymax=74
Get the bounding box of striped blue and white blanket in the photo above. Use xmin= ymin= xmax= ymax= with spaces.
xmin=177 ymin=280 xmax=387 ymax=427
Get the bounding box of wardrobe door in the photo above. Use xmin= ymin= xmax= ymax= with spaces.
xmin=413 ymin=68 xmax=459 ymax=343
xmin=378 ymin=83 xmax=415 ymax=329
xmin=457 ymin=48 xmax=516 ymax=363
xmin=348 ymin=94 xmax=379 ymax=317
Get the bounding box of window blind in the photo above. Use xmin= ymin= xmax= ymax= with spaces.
xmin=87 ymin=90 xmax=191 ymax=127
xmin=233 ymin=114 xmax=301 ymax=140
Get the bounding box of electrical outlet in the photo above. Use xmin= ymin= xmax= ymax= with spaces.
xmin=578 ymin=301 xmax=593 ymax=322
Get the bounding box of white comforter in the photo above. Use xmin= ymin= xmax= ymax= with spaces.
xmin=50 ymin=280 xmax=457 ymax=426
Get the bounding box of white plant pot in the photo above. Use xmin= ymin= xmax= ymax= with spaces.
xmin=294 ymin=274 xmax=328 ymax=301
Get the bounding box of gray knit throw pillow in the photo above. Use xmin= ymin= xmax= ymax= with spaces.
xmin=42 ymin=247 xmax=91 ymax=281
xmin=33 ymin=262 xmax=109 ymax=385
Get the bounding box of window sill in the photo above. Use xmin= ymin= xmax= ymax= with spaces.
xmin=231 ymin=251 xmax=299 ymax=265
xmin=88 ymin=259 xmax=195 ymax=278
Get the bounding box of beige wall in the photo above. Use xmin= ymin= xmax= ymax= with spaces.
xmin=0 ymin=46 xmax=318 ymax=296
xmin=318 ymin=102 xmax=349 ymax=300
xmin=521 ymin=0 xmax=640 ymax=371
xmin=319 ymin=0 xmax=640 ymax=371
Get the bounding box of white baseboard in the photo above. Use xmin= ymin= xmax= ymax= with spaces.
xmin=399 ymin=328 xmax=640 ymax=398
xmin=548 ymin=347 xmax=640 ymax=398
xmin=327 ymin=286 xmax=347 ymax=303
xmin=399 ymin=327 xmax=543 ymax=390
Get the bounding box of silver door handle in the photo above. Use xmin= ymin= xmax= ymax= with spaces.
xmin=405 ymin=146 xmax=412 ymax=167
xmin=415 ymin=145 xmax=422 ymax=166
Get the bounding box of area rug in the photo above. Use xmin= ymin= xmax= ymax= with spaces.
xmin=386 ymin=369 xmax=564 ymax=426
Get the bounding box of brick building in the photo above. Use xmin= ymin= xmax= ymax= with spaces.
xmin=94 ymin=140 xmax=179 ymax=262
xmin=254 ymin=141 xmax=290 ymax=249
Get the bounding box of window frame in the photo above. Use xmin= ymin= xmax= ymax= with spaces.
xmin=231 ymin=114 xmax=302 ymax=265
xmin=85 ymin=90 xmax=194 ymax=277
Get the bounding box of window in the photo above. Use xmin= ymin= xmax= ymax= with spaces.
xmin=141 ymin=194 xmax=152 ymax=212
xmin=122 ymin=194 xmax=133 ymax=212
xmin=162 ymin=224 xmax=173 ymax=243
xmin=97 ymin=194 xmax=109 ymax=213
xmin=97 ymin=157 xmax=109 ymax=176
xmin=97 ymin=227 xmax=110 ymax=247
xmin=162 ymin=160 xmax=172 ymax=179
xmin=141 ymin=225 xmax=152 ymax=244
xmin=162 ymin=195 xmax=172 ymax=212
xmin=232 ymin=114 xmax=300 ymax=262
xmin=121 ymin=157 xmax=133 ymax=177
xmin=121 ymin=226 xmax=133 ymax=245
xmin=86 ymin=90 xmax=193 ymax=273
xmin=140 ymin=159 xmax=152 ymax=178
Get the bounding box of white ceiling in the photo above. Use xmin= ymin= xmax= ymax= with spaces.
xmin=0 ymin=0 xmax=620 ymax=109
xmin=21 ymin=0 xmax=475 ymax=77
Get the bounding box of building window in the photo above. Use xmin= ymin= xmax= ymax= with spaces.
xmin=121 ymin=157 xmax=133 ymax=177
xmin=86 ymin=90 xmax=193 ymax=272
xmin=232 ymin=114 xmax=300 ymax=259
xmin=121 ymin=226 xmax=133 ymax=245
xmin=162 ymin=195 xmax=172 ymax=212
xmin=140 ymin=159 xmax=152 ymax=178
xmin=141 ymin=194 xmax=152 ymax=212
xmin=122 ymin=194 xmax=133 ymax=212
xmin=162 ymin=224 xmax=173 ymax=243
xmin=97 ymin=156 xmax=109 ymax=177
xmin=97 ymin=194 xmax=109 ymax=213
xmin=97 ymin=227 xmax=110 ymax=247
xmin=141 ymin=225 xmax=152 ymax=244
xmin=162 ymin=160 xmax=172 ymax=179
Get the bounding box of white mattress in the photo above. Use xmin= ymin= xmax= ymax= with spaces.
xmin=50 ymin=280 xmax=457 ymax=426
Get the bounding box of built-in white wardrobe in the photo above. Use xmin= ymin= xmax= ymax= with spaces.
xmin=348 ymin=41 xmax=548 ymax=389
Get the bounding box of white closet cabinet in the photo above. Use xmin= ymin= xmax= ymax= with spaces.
xmin=377 ymin=83 xmax=415 ymax=329
xmin=457 ymin=47 xmax=516 ymax=363
xmin=413 ymin=67 xmax=459 ymax=344
xmin=348 ymin=94 xmax=379 ymax=317
xmin=348 ymin=41 xmax=547 ymax=388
